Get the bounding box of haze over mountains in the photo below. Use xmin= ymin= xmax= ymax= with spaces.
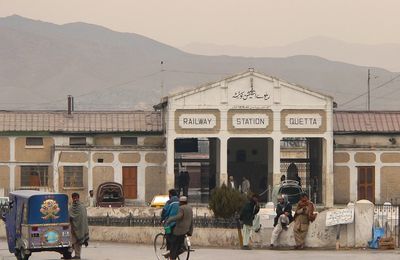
xmin=1 ymin=15 xmax=399 ymax=111
xmin=183 ymin=37 xmax=400 ymax=73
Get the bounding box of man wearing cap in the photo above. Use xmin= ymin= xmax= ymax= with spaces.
xmin=166 ymin=196 xmax=193 ymax=260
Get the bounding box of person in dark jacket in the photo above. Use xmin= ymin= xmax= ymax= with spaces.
xmin=270 ymin=194 xmax=293 ymax=247
xmin=239 ymin=193 xmax=260 ymax=249
xmin=166 ymin=196 xmax=193 ymax=260
xmin=178 ymin=171 xmax=190 ymax=197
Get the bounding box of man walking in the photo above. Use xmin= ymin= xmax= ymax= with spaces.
xmin=270 ymin=194 xmax=293 ymax=247
xmin=239 ymin=193 xmax=259 ymax=249
xmin=69 ymin=193 xmax=89 ymax=259
xmin=166 ymin=196 xmax=193 ymax=260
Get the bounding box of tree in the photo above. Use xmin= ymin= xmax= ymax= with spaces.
xmin=208 ymin=184 xmax=247 ymax=219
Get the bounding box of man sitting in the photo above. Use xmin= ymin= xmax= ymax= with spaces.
xmin=270 ymin=194 xmax=293 ymax=247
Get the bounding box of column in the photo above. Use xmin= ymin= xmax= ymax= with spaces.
xmin=87 ymin=150 xmax=93 ymax=191
xmin=272 ymin=137 xmax=281 ymax=186
xmin=218 ymin=137 xmax=228 ymax=186
xmin=324 ymin=137 xmax=334 ymax=207
xmin=53 ymin=151 xmax=60 ymax=192
xmin=166 ymin=136 xmax=175 ymax=190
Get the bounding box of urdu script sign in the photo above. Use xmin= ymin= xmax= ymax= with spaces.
xmin=325 ymin=208 xmax=354 ymax=226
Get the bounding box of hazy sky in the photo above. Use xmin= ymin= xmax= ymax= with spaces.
xmin=1 ymin=0 xmax=400 ymax=47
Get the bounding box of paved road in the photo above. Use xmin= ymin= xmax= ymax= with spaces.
xmin=0 ymin=240 xmax=399 ymax=260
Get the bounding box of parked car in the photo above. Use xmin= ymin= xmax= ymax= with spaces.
xmin=96 ymin=182 xmax=125 ymax=207
xmin=3 ymin=190 xmax=72 ymax=260
xmin=150 ymin=195 xmax=169 ymax=208
xmin=278 ymin=180 xmax=304 ymax=204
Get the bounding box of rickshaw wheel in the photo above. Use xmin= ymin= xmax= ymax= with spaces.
xmin=15 ymin=248 xmax=31 ymax=260
xmin=62 ymin=251 xmax=72 ymax=259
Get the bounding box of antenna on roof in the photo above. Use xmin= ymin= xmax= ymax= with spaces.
xmin=160 ymin=61 xmax=165 ymax=99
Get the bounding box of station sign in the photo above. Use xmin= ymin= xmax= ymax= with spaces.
xmin=232 ymin=114 xmax=269 ymax=129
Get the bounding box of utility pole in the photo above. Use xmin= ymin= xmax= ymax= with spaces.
xmin=160 ymin=61 xmax=165 ymax=99
xmin=367 ymin=69 xmax=371 ymax=111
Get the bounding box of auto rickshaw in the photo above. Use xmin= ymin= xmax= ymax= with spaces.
xmin=3 ymin=190 xmax=72 ymax=260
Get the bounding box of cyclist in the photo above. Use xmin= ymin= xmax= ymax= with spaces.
xmin=166 ymin=196 xmax=193 ymax=260
xmin=161 ymin=189 xmax=180 ymax=257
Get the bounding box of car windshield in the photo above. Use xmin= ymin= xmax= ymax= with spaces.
xmin=102 ymin=191 xmax=121 ymax=202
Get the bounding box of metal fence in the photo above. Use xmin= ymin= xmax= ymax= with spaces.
xmin=374 ymin=204 xmax=400 ymax=248
xmin=88 ymin=214 xmax=238 ymax=229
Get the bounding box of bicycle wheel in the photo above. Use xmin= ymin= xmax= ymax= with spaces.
xmin=154 ymin=233 xmax=167 ymax=260
xmin=178 ymin=236 xmax=190 ymax=260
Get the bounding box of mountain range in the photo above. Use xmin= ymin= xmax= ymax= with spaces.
xmin=0 ymin=15 xmax=399 ymax=111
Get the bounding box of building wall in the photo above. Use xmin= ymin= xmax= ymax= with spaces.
xmin=0 ymin=137 xmax=10 ymax=161
xmin=15 ymin=137 xmax=54 ymax=162
xmin=0 ymin=134 xmax=166 ymax=205
xmin=334 ymin=134 xmax=400 ymax=204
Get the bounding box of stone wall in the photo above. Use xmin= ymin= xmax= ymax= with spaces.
xmin=0 ymin=201 xmax=375 ymax=248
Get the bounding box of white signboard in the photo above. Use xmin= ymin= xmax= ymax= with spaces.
xmin=326 ymin=208 xmax=354 ymax=226
xmin=232 ymin=114 xmax=269 ymax=129
xmin=285 ymin=114 xmax=322 ymax=129
xmin=179 ymin=114 xmax=216 ymax=129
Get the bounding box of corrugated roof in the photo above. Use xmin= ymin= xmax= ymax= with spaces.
xmin=334 ymin=111 xmax=400 ymax=133
xmin=0 ymin=111 xmax=162 ymax=133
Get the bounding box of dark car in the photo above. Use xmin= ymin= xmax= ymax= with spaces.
xmin=278 ymin=180 xmax=304 ymax=204
xmin=96 ymin=182 xmax=125 ymax=207
xmin=3 ymin=190 xmax=72 ymax=260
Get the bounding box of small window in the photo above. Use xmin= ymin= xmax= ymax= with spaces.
xmin=26 ymin=137 xmax=43 ymax=146
xmin=70 ymin=137 xmax=86 ymax=146
xmin=21 ymin=166 xmax=48 ymax=187
xmin=121 ymin=137 xmax=138 ymax=145
xmin=63 ymin=166 xmax=84 ymax=188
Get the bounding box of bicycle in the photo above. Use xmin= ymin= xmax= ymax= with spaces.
xmin=154 ymin=229 xmax=191 ymax=260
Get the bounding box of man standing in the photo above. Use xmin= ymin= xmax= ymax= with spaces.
xmin=178 ymin=171 xmax=190 ymax=197
xmin=293 ymin=193 xmax=317 ymax=249
xmin=270 ymin=194 xmax=293 ymax=247
xmin=69 ymin=193 xmax=89 ymax=259
xmin=161 ymin=189 xmax=180 ymax=255
xmin=241 ymin=177 xmax=250 ymax=195
xmin=87 ymin=190 xmax=96 ymax=207
xmin=228 ymin=176 xmax=236 ymax=189
xmin=239 ymin=194 xmax=260 ymax=249
xmin=166 ymin=196 xmax=193 ymax=260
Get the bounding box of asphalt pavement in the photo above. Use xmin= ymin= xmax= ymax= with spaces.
xmin=0 ymin=240 xmax=399 ymax=260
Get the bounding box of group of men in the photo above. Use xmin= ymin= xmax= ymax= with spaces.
xmin=161 ymin=189 xmax=194 ymax=260
xmin=228 ymin=176 xmax=251 ymax=194
xmin=239 ymin=191 xmax=316 ymax=250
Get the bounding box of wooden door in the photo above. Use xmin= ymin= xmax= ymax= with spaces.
xmin=357 ymin=166 xmax=375 ymax=203
xmin=122 ymin=166 xmax=137 ymax=199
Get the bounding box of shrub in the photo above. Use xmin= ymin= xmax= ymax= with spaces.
xmin=208 ymin=184 xmax=247 ymax=219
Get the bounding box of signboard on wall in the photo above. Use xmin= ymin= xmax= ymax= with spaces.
xmin=285 ymin=114 xmax=322 ymax=129
xmin=326 ymin=208 xmax=354 ymax=226
xmin=232 ymin=114 xmax=269 ymax=129
xmin=178 ymin=114 xmax=216 ymax=129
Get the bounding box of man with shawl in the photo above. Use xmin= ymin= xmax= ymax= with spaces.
xmin=293 ymin=193 xmax=317 ymax=249
xmin=69 ymin=193 xmax=89 ymax=259
xmin=270 ymin=194 xmax=293 ymax=247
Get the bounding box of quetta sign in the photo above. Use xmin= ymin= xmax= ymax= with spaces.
xmin=285 ymin=114 xmax=322 ymax=129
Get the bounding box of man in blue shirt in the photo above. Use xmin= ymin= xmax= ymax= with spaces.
xmin=161 ymin=189 xmax=180 ymax=256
